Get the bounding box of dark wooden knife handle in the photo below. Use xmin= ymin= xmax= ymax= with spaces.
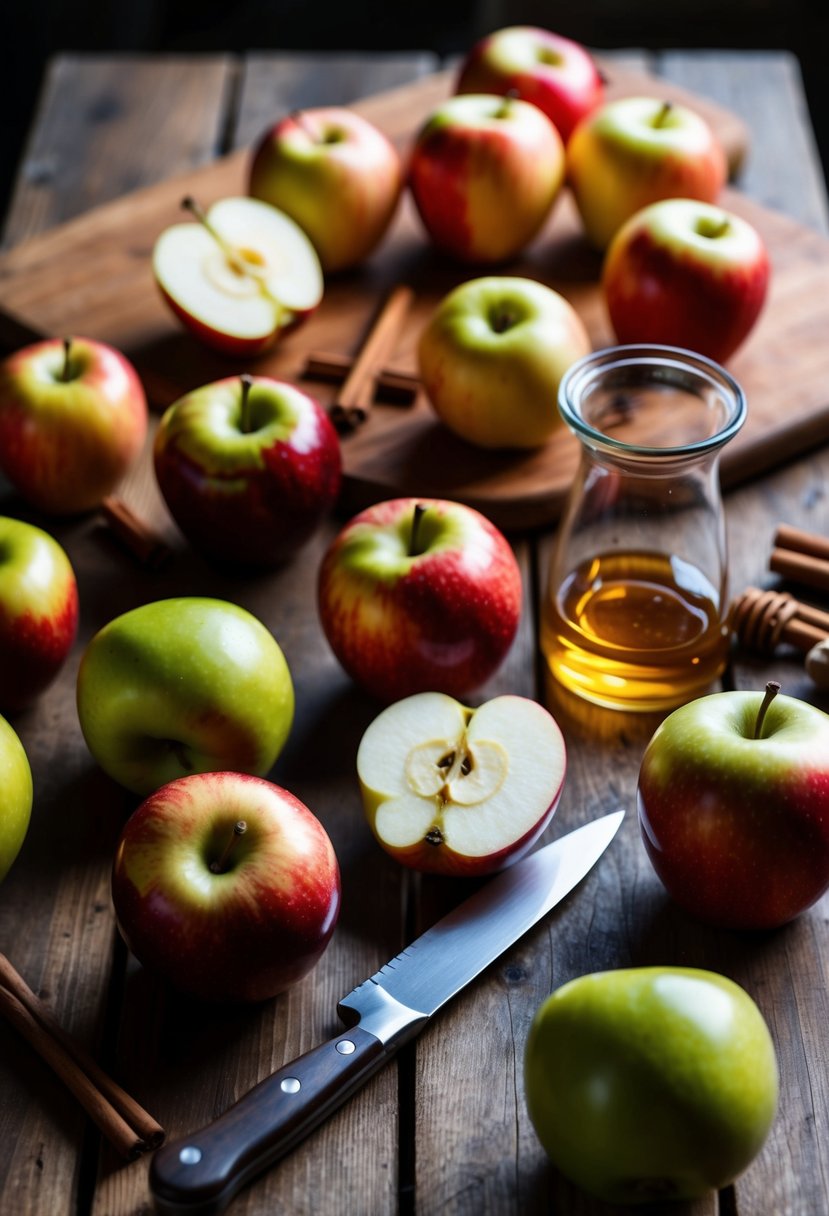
xmin=149 ymin=1024 xmax=388 ymax=1215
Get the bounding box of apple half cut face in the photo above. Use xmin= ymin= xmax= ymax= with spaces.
xmin=153 ymin=197 xmax=323 ymax=356
xmin=357 ymin=691 xmax=567 ymax=876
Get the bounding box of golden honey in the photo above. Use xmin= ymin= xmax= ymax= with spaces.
xmin=542 ymin=549 xmax=730 ymax=711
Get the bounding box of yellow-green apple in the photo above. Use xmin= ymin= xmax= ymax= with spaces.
xmin=602 ymin=198 xmax=770 ymax=363
xmin=0 ymin=516 xmax=79 ymax=713
xmin=408 ymin=93 xmax=565 ymax=263
xmin=154 ymin=374 xmax=341 ymax=567
xmin=566 ymin=96 xmax=728 ymax=250
xmin=637 ymin=683 xmax=829 ymax=929
xmin=418 ymin=276 xmax=591 ymax=449
xmin=153 ymin=196 xmax=323 ymax=357
xmin=525 ymin=967 xmax=778 ymax=1204
xmin=455 ymin=26 xmax=604 ymax=144
xmin=0 ymin=714 xmax=33 ymax=883
xmin=111 ymin=771 xmax=340 ymax=1002
xmin=317 ymin=498 xmax=522 ymax=702
xmin=77 ymin=597 xmax=294 ymax=797
xmin=357 ymin=691 xmax=566 ymax=875
xmin=0 ymin=337 xmax=147 ymax=515
xmin=249 ymin=107 xmax=402 ymax=273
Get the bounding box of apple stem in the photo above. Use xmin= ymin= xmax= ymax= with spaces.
xmin=654 ymin=101 xmax=674 ymax=128
xmin=495 ymin=89 xmax=519 ymax=119
xmin=61 ymin=336 xmax=73 ymax=382
xmin=290 ymin=109 xmax=321 ymax=141
xmin=753 ymin=681 xmax=781 ymax=739
xmin=181 ymin=195 xmax=248 ymax=275
xmin=210 ymin=820 xmax=248 ymax=874
xmin=239 ymin=374 xmax=254 ymax=434
xmin=408 ymin=503 xmax=427 ymax=557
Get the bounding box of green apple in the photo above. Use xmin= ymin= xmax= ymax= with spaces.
xmin=418 ymin=276 xmax=591 ymax=449
xmin=566 ymin=95 xmax=728 ymax=250
xmin=525 ymin=966 xmax=778 ymax=1204
xmin=0 ymin=714 xmax=33 ymax=882
xmin=76 ymin=597 xmax=294 ymax=797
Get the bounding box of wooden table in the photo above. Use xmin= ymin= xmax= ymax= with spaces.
xmin=1 ymin=47 xmax=828 ymax=1216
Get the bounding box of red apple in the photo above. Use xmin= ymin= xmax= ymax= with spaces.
xmin=357 ymin=691 xmax=566 ymax=876
xmin=408 ymin=93 xmax=565 ymax=263
xmin=154 ymin=374 xmax=341 ymax=567
xmin=455 ymin=25 xmax=604 ymax=144
xmin=249 ymin=106 xmax=402 ymax=273
xmin=111 ymin=771 xmax=341 ymax=1003
xmin=318 ymin=498 xmax=522 ymax=703
xmin=0 ymin=516 xmax=79 ymax=713
xmin=566 ymin=95 xmax=728 ymax=250
xmin=602 ymin=198 xmax=770 ymax=363
xmin=638 ymin=683 xmax=829 ymax=930
xmin=0 ymin=337 xmax=148 ymax=515
xmin=153 ymin=196 xmax=323 ymax=357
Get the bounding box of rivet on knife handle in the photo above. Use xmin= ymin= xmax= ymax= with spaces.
xmin=150 ymin=1024 xmax=390 ymax=1216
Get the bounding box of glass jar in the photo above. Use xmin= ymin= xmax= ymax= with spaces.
xmin=542 ymin=345 xmax=746 ymax=712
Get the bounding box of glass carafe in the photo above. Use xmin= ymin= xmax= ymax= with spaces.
xmin=542 ymin=345 xmax=747 ymax=712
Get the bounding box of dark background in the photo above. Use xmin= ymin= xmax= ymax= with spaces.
xmin=2 ymin=0 xmax=828 ymax=224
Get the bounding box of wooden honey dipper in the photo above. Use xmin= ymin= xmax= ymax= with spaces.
xmin=730 ymin=587 xmax=829 ymax=654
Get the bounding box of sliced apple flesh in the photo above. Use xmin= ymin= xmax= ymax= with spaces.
xmin=153 ymin=196 xmax=323 ymax=355
xmin=357 ymin=692 xmax=567 ymax=876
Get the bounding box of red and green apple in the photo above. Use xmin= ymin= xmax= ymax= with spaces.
xmin=357 ymin=691 xmax=566 ymax=876
xmin=0 ymin=336 xmax=148 ymax=515
xmin=455 ymin=25 xmax=604 ymax=144
xmin=602 ymin=197 xmax=770 ymax=363
xmin=249 ymin=106 xmax=402 ymax=272
xmin=317 ymin=498 xmax=522 ymax=703
xmin=525 ymin=966 xmax=778 ymax=1203
xmin=418 ymin=275 xmax=591 ymax=449
xmin=566 ymin=95 xmax=728 ymax=250
xmin=154 ymin=374 xmax=341 ymax=567
xmin=0 ymin=714 xmax=33 ymax=883
xmin=408 ymin=93 xmax=564 ymax=263
xmin=77 ymin=597 xmax=294 ymax=797
xmin=0 ymin=516 xmax=79 ymax=713
xmin=111 ymin=771 xmax=341 ymax=1002
xmin=637 ymin=682 xmax=829 ymax=929
xmin=153 ymin=196 xmax=323 ymax=357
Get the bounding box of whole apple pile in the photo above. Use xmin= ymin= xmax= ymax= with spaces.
xmin=0 ymin=23 xmax=814 ymax=1206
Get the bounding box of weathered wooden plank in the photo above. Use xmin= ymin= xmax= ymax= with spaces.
xmin=235 ymin=51 xmax=439 ymax=150
xmin=2 ymin=54 xmax=234 ymax=248
xmin=0 ymin=53 xmax=235 ymax=1216
xmin=91 ymin=51 xmax=445 ymax=1216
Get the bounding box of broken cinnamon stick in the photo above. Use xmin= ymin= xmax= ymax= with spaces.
xmin=330 ymin=284 xmax=414 ymax=430
xmin=0 ymin=954 xmax=164 ymax=1158
xmin=100 ymin=496 xmax=170 ymax=568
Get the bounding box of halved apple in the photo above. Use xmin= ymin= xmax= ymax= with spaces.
xmin=357 ymin=691 xmax=567 ymax=876
xmin=153 ymin=196 xmax=323 ymax=357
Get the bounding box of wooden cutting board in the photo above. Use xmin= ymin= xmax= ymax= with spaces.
xmin=0 ymin=62 xmax=825 ymax=531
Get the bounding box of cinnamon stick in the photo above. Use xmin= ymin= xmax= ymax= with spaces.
xmin=0 ymin=953 xmax=164 ymax=1157
xmin=773 ymin=523 xmax=829 ymax=563
xmin=302 ymin=351 xmax=420 ymax=403
xmin=330 ymin=284 xmax=414 ymax=430
xmin=769 ymin=547 xmax=829 ymax=595
xmin=101 ymin=496 xmax=170 ymax=568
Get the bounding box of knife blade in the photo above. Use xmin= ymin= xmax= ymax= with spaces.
xmin=149 ymin=809 xmax=624 ymax=1215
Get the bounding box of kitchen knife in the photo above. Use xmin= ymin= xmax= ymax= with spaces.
xmin=150 ymin=809 xmax=624 ymax=1215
